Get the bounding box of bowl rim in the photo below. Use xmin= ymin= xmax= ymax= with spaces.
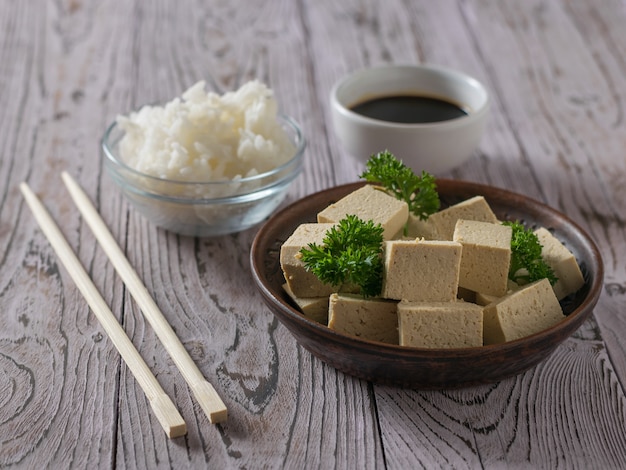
xmin=101 ymin=112 xmax=306 ymax=187
xmin=329 ymin=63 xmax=490 ymax=130
xmin=251 ymin=180 xmax=604 ymax=357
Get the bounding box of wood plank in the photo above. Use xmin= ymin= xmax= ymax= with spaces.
xmin=99 ymin=0 xmax=385 ymax=467
xmin=1 ymin=1 xmax=124 ymax=468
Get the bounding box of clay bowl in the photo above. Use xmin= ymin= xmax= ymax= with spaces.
xmin=250 ymin=181 xmax=603 ymax=388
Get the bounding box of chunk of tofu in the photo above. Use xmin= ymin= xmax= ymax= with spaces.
xmin=483 ymin=278 xmax=565 ymax=345
xmin=428 ymin=196 xmax=499 ymax=240
xmin=382 ymin=239 xmax=462 ymax=302
xmin=328 ymin=293 xmax=399 ymax=344
xmin=535 ymin=227 xmax=585 ymax=300
xmin=453 ymin=219 xmax=512 ymax=297
xmin=280 ymin=223 xmax=344 ymax=297
xmin=283 ymin=283 xmax=329 ymax=324
xmin=317 ymin=184 xmax=408 ymax=239
xmin=398 ymin=300 xmax=483 ymax=348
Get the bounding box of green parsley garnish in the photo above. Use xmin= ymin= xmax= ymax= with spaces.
xmin=503 ymin=221 xmax=558 ymax=286
xmin=299 ymin=215 xmax=384 ymax=297
xmin=360 ymin=150 xmax=440 ymax=221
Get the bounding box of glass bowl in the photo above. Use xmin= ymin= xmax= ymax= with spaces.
xmin=102 ymin=114 xmax=306 ymax=237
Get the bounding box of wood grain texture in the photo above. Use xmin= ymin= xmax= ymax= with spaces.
xmin=1 ymin=0 xmax=626 ymax=468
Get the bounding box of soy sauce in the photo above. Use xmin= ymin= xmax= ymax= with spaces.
xmin=350 ymin=95 xmax=469 ymax=124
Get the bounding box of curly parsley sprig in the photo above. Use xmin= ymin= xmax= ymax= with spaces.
xmin=503 ymin=221 xmax=558 ymax=286
xmin=360 ymin=150 xmax=440 ymax=220
xmin=299 ymin=215 xmax=384 ymax=297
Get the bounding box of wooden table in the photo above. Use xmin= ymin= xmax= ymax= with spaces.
xmin=2 ymin=1 xmax=626 ymax=468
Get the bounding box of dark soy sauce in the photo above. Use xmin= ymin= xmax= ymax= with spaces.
xmin=350 ymin=95 xmax=469 ymax=124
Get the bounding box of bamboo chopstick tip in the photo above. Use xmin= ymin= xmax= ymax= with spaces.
xmin=192 ymin=380 xmax=228 ymax=424
xmin=209 ymin=408 xmax=228 ymax=424
xmin=168 ymin=422 xmax=188 ymax=439
xmin=150 ymin=394 xmax=187 ymax=438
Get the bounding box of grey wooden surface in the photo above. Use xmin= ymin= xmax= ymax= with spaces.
xmin=2 ymin=1 xmax=626 ymax=468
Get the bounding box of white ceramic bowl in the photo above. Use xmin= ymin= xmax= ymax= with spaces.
xmin=329 ymin=64 xmax=490 ymax=174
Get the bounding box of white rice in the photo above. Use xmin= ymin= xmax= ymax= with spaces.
xmin=116 ymin=80 xmax=296 ymax=183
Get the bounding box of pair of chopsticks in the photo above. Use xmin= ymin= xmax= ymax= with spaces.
xmin=20 ymin=172 xmax=227 ymax=438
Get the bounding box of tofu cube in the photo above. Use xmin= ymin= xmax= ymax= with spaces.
xmin=328 ymin=293 xmax=399 ymax=344
xmin=280 ymin=223 xmax=343 ymax=297
xmin=317 ymin=184 xmax=408 ymax=239
xmin=535 ymin=227 xmax=585 ymax=300
xmin=428 ymin=196 xmax=499 ymax=240
xmin=382 ymin=239 xmax=462 ymax=302
xmin=483 ymin=278 xmax=565 ymax=345
xmin=398 ymin=300 xmax=483 ymax=348
xmin=283 ymin=283 xmax=329 ymax=324
xmin=453 ymin=219 xmax=512 ymax=297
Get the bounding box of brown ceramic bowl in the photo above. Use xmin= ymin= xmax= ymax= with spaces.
xmin=250 ymin=180 xmax=603 ymax=388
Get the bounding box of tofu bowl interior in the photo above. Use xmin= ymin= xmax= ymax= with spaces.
xmin=102 ymin=81 xmax=306 ymax=237
xmin=250 ymin=180 xmax=603 ymax=388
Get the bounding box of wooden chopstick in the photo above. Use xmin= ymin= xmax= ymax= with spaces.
xmin=61 ymin=172 xmax=228 ymax=424
xmin=19 ymin=182 xmax=187 ymax=439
